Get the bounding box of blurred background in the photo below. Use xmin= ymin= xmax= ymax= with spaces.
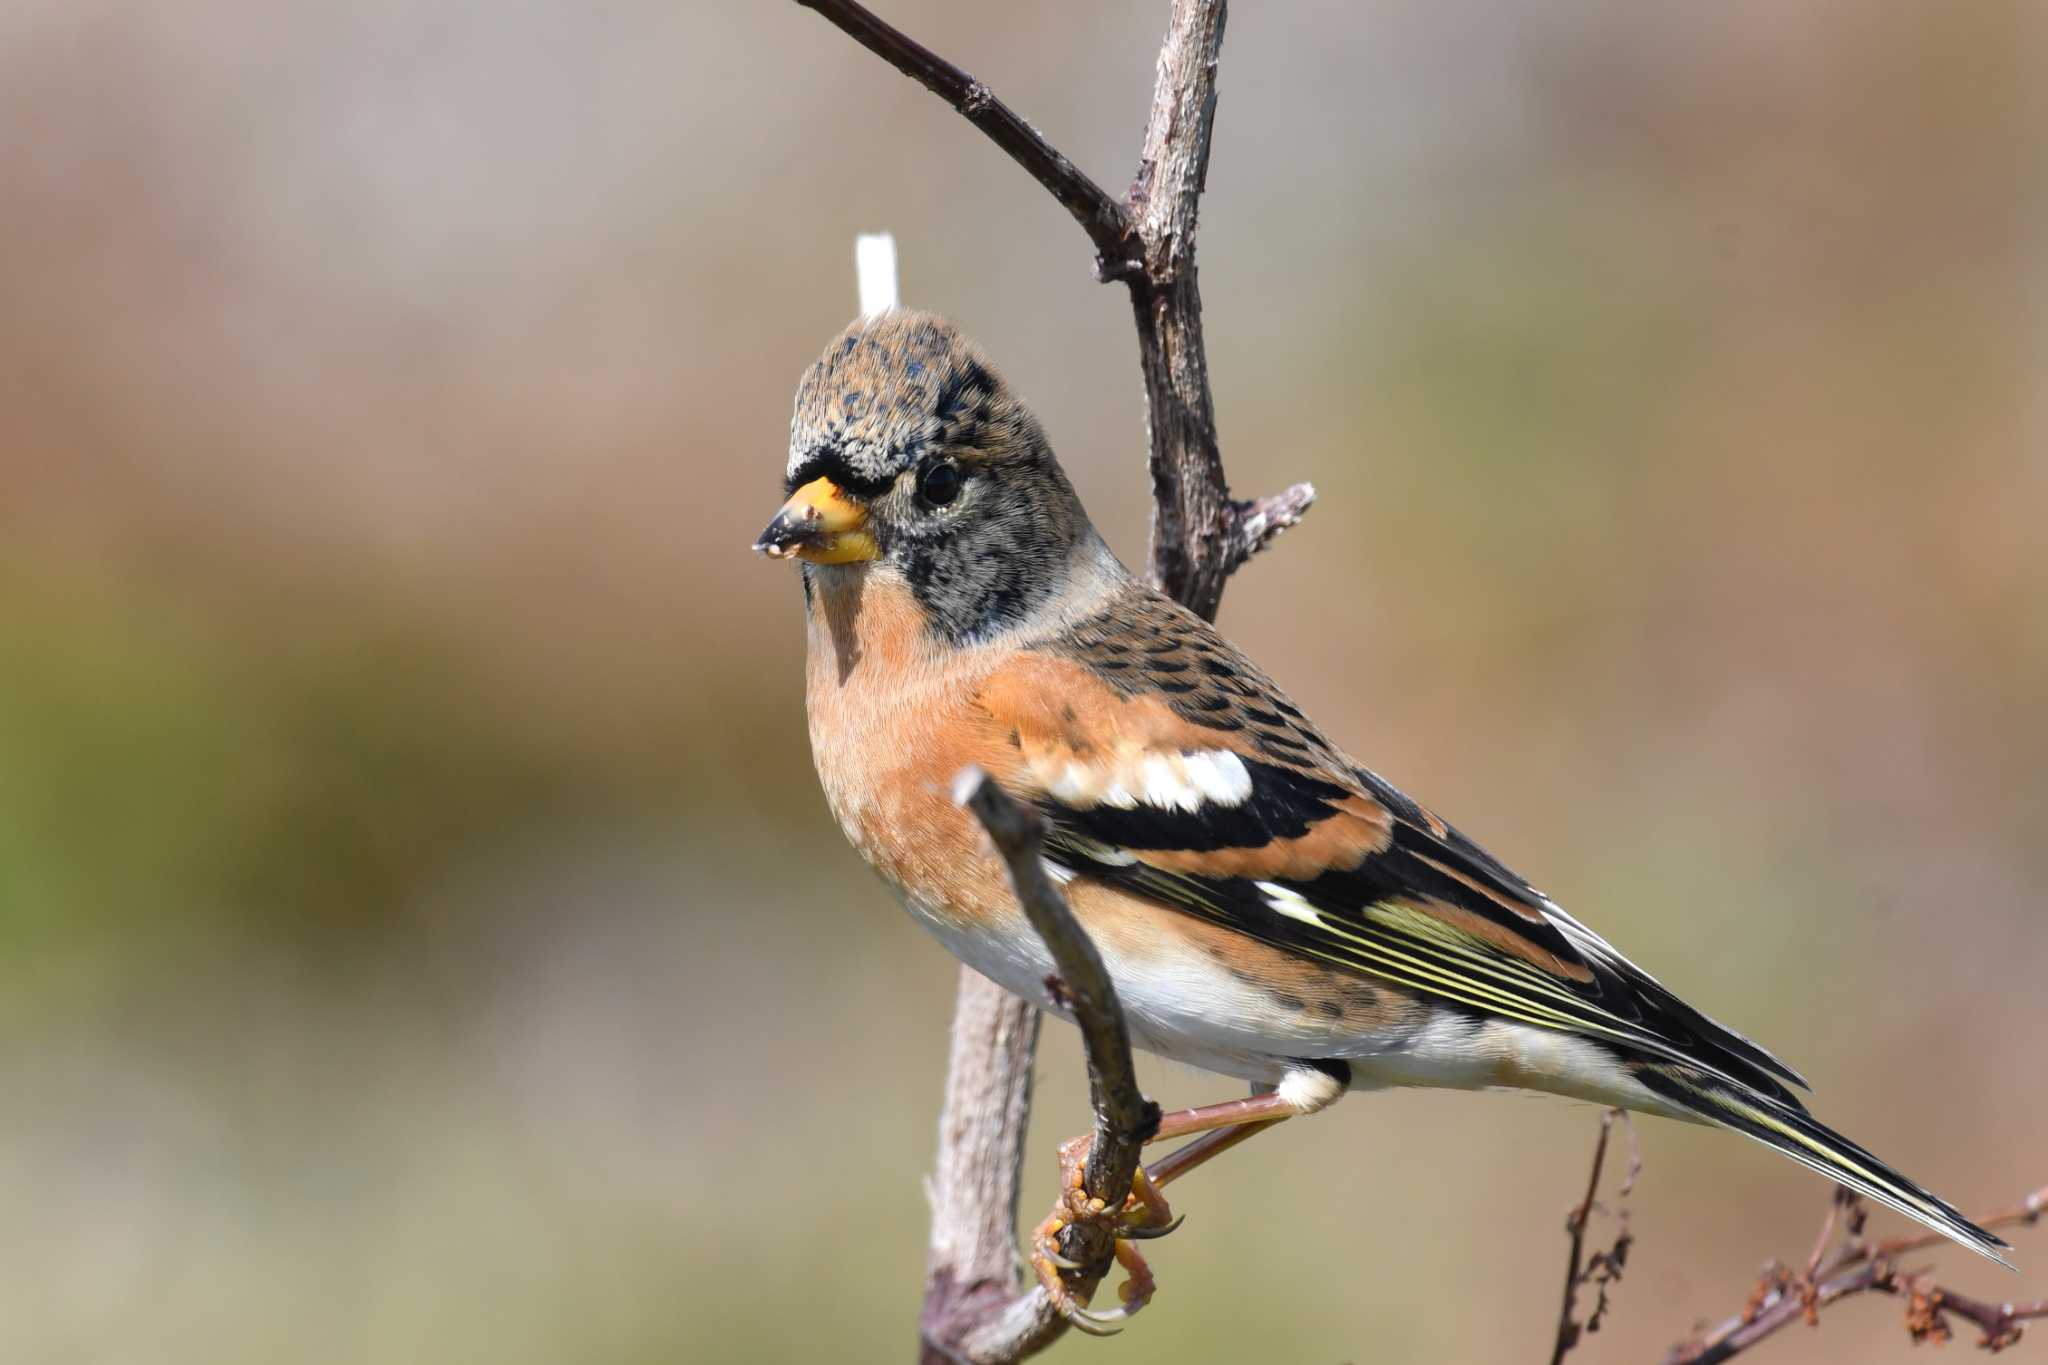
xmin=1 ymin=1 xmax=2041 ymax=1360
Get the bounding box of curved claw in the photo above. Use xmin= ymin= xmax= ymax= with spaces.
xmin=1065 ymin=1301 xmax=1134 ymax=1336
xmin=1120 ymin=1211 xmax=1186 ymax=1241
xmin=1028 ymin=1133 xmax=1175 ymax=1337
xmin=1020 ymin=1244 xmax=1081 ymax=1278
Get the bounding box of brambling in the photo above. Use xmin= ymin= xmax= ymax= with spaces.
xmin=756 ymin=309 xmax=2006 ymax=1326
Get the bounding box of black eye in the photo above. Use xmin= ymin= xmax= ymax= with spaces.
xmin=916 ymin=458 xmax=961 ymax=507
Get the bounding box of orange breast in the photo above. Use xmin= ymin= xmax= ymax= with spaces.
xmin=803 ymin=566 xmax=1026 ymax=939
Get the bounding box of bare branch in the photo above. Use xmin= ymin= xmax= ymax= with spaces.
xmin=951 ymin=768 xmax=1159 ymax=1196
xmin=1901 ymin=1285 xmax=2048 ymax=1351
xmin=1126 ymin=0 xmax=1309 ymax=613
xmin=1124 ymin=0 xmax=1236 ymax=617
xmin=1662 ymin=1184 xmax=2048 ymax=1363
xmin=793 ymin=0 xmax=1137 ymax=280
xmin=916 ymin=770 xmax=1160 ymax=1363
xmin=919 ymin=968 xmax=1041 ymax=1363
xmin=1550 ymin=1109 xmax=1638 ymax=1365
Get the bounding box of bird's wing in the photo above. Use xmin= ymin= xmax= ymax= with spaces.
xmin=976 ymin=586 xmax=1809 ymax=1102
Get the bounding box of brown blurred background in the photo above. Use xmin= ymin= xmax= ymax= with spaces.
xmin=1 ymin=1 xmax=2041 ymax=1360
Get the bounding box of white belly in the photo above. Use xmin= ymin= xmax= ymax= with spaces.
xmin=904 ymin=886 xmax=1416 ymax=1089
xmin=903 ymin=886 xmax=1673 ymax=1113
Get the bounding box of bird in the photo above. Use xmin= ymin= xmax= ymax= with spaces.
xmin=754 ymin=307 xmax=2007 ymax=1328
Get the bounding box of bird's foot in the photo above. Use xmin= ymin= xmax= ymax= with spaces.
xmin=1028 ymin=1135 xmax=1184 ymax=1335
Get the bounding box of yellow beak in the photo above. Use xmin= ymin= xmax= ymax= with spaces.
xmin=753 ymin=476 xmax=879 ymax=565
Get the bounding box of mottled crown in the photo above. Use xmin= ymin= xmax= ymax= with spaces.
xmin=785 ymin=310 xmax=1032 ymax=493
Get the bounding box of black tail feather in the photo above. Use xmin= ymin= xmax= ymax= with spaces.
xmin=1634 ymin=1063 xmax=2011 ymax=1266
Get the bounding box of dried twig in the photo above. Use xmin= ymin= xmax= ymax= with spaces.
xmin=952 ymin=770 xmax=1160 ymax=1197
xmin=791 ymin=0 xmax=1134 ymax=279
xmin=1661 ymin=1184 xmax=2048 ymax=1363
xmin=1551 ymin=1109 xmax=1638 ymax=1365
xmin=916 ymin=773 xmax=1163 ymax=1363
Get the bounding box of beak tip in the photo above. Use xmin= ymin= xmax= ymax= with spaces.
xmin=753 ymin=514 xmax=802 ymax=559
xmin=757 ymin=479 xmax=872 ymax=564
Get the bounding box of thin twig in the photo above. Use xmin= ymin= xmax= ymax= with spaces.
xmin=952 ymin=768 xmax=1159 ymax=1199
xmin=1804 ymin=1187 xmax=1854 ymax=1286
xmin=1551 ymin=1109 xmax=1637 ymax=1365
xmin=1662 ymin=1184 xmax=2048 ymax=1363
xmin=794 ymin=0 xmax=1137 ymax=280
xmin=918 ymin=771 xmax=1161 ymax=1363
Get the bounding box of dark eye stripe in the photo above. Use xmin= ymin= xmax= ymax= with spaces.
xmin=783 ymin=445 xmax=897 ymax=499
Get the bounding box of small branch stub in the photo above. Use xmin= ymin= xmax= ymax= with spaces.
xmin=1228 ymin=481 xmax=1317 ymax=570
xmin=1550 ymin=1109 xmax=1638 ymax=1365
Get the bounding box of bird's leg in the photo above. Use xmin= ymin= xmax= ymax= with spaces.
xmin=1141 ymin=1068 xmax=1347 ymax=1188
xmin=1028 ymin=1066 xmax=1347 ymax=1333
xmin=1144 ymin=1113 xmax=1287 ymax=1189
xmin=1149 ymin=1086 xmax=1309 ymax=1141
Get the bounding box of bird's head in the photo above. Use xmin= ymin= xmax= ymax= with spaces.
xmin=755 ymin=311 xmax=1101 ymax=643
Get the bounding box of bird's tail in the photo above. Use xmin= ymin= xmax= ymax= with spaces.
xmin=1634 ymin=1063 xmax=2012 ymax=1267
